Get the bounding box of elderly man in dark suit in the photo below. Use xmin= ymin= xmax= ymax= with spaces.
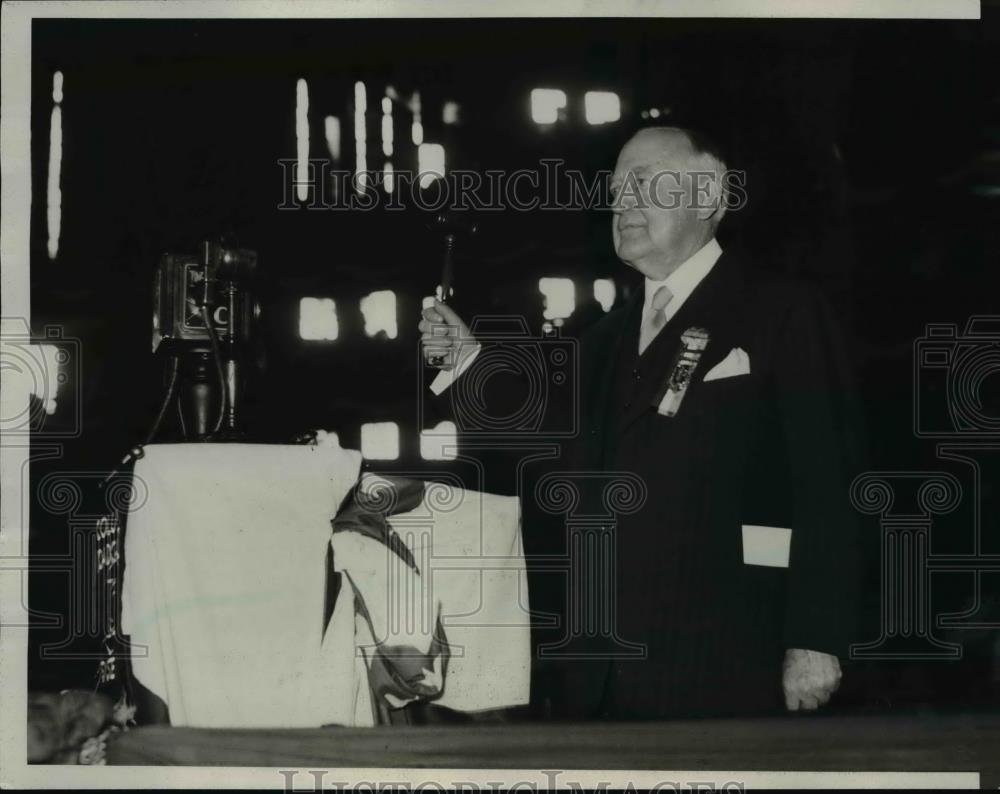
xmin=420 ymin=126 xmax=861 ymax=720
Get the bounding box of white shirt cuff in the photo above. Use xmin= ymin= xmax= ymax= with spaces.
xmin=429 ymin=342 xmax=482 ymax=396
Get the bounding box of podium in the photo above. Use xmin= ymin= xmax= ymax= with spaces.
xmin=119 ymin=444 xmax=529 ymax=728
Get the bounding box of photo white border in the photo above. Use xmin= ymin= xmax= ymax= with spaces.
xmin=0 ymin=0 xmax=983 ymax=789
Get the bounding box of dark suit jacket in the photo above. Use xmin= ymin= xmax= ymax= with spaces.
xmin=447 ymin=249 xmax=864 ymax=720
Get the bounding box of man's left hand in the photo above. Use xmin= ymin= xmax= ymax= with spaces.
xmin=782 ymin=648 xmax=841 ymax=711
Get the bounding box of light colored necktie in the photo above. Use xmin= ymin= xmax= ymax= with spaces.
xmin=638 ymin=285 xmax=674 ymax=354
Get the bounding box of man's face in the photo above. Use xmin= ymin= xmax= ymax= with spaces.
xmin=610 ymin=129 xmax=708 ymax=280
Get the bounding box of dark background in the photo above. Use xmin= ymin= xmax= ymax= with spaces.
xmin=27 ymin=14 xmax=1000 ymax=713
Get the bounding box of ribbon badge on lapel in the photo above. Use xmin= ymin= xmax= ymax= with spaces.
xmin=652 ymin=327 xmax=710 ymax=417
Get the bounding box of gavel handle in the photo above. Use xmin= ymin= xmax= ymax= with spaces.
xmin=439 ymin=233 xmax=456 ymax=302
xmin=429 ymin=233 xmax=457 ymax=368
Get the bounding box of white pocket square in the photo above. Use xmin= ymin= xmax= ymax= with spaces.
xmin=703 ymin=347 xmax=750 ymax=382
xmin=742 ymin=525 xmax=792 ymax=568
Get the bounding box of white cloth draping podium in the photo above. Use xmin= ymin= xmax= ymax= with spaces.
xmin=121 ymin=444 xmax=529 ymax=728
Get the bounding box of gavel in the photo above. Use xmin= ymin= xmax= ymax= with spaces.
xmin=427 ymin=212 xmax=478 ymax=368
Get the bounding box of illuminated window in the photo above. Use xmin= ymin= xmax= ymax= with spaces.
xmin=584 ymin=91 xmax=621 ymax=125
xmin=324 ymin=116 xmax=341 ymax=162
xmin=538 ymin=277 xmax=575 ymax=321
xmin=420 ymin=421 xmax=458 ymax=461
xmin=530 ymin=88 xmax=567 ymax=125
xmin=295 ymin=79 xmax=310 ymax=203
xmin=381 ymin=94 xmax=393 ymax=158
xmin=443 ymin=101 xmax=460 ymax=125
xmin=381 ymin=92 xmax=394 ymax=191
xmin=354 ymin=81 xmax=368 ymax=192
xmin=29 ymin=344 xmax=64 ymax=415
xmin=361 ymin=422 xmax=400 ymax=460
xmin=410 ymin=91 xmax=424 ymax=145
xmin=593 ymin=279 xmax=616 ymax=312
xmin=298 ymin=297 xmax=339 ymax=341
xmin=359 ymin=289 xmax=398 ymax=339
xmin=418 ymin=143 xmax=445 ymax=189
xmin=47 ymin=71 xmax=64 ymax=259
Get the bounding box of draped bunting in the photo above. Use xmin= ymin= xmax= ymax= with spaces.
xmin=122 ymin=444 xmax=528 ymax=728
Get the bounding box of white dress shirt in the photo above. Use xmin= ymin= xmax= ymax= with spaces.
xmin=638 ymin=237 xmax=723 ymax=352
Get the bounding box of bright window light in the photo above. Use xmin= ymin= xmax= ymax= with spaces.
xmin=360 ymin=289 xmax=398 ymax=339
xmin=382 ymin=120 xmax=393 ymax=157
xmin=298 ymin=297 xmax=339 ymax=341
xmin=381 ymin=95 xmax=393 ymax=158
xmin=410 ymin=91 xmax=424 ymax=145
xmin=28 ymin=344 xmax=64 ymax=415
xmin=47 ymin=105 xmax=63 ymax=260
xmin=594 ymin=279 xmax=616 ymax=312
xmin=355 ymin=81 xmax=368 ymax=192
xmin=383 ymin=161 xmax=394 ymax=194
xmin=418 ymin=143 xmax=445 ymax=189
xmin=295 ymin=79 xmax=310 ymax=203
xmin=530 ymin=88 xmax=567 ymax=125
xmin=361 ymin=422 xmax=400 ymax=460
xmin=324 ymin=116 xmax=341 ymax=162
xmin=420 ymin=421 xmax=458 ymax=461
xmin=357 ymin=156 xmax=368 ymax=191
xmin=354 ymin=81 xmax=368 ymax=115
xmin=47 ymin=70 xmax=64 ymax=260
xmin=584 ymin=91 xmax=621 ymax=125
xmin=443 ymin=101 xmax=460 ymax=125
xmin=538 ymin=277 xmax=575 ymax=321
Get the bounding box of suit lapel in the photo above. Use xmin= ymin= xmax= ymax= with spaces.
xmin=585 ymin=288 xmax=642 ymax=468
xmin=617 ymin=251 xmax=747 ymax=433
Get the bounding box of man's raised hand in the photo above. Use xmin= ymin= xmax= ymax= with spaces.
xmin=419 ymin=299 xmax=473 ymax=371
